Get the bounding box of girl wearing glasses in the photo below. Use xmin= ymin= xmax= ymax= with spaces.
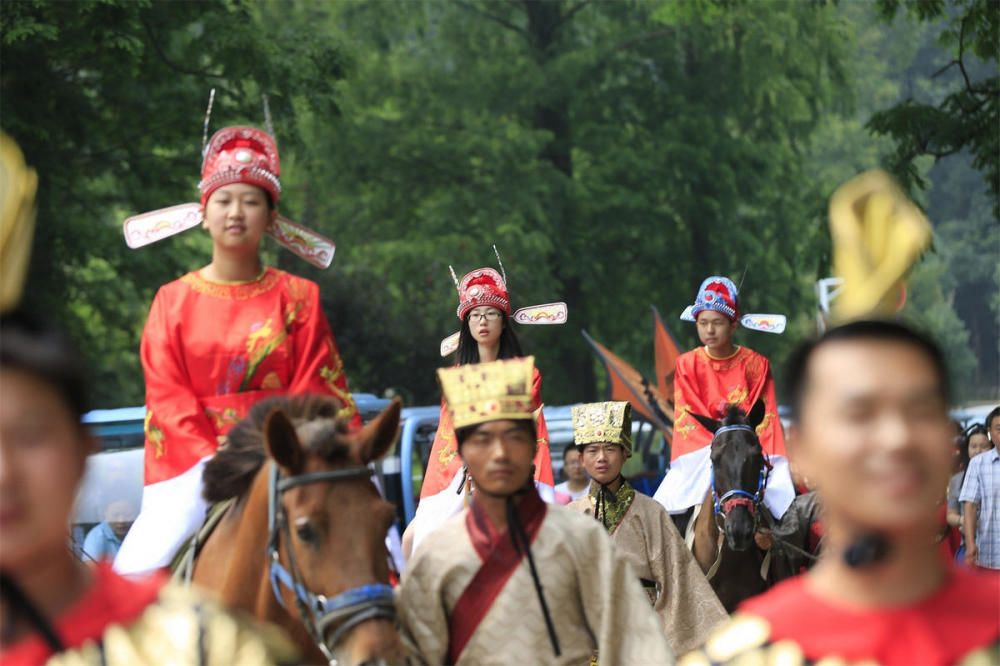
xmin=404 ymin=264 xmax=565 ymax=558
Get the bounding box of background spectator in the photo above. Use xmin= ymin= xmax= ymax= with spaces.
xmin=555 ymin=442 xmax=589 ymax=503
xmin=82 ymin=499 xmax=133 ymax=562
xmin=987 ymin=406 xmax=1000 ymax=447
xmin=960 ymin=413 xmax=999 ymax=570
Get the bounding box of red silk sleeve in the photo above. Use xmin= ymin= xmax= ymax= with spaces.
xmin=140 ymin=288 xmax=220 ymax=485
xmin=285 ymin=277 xmax=361 ymax=428
xmin=671 ymin=352 xmax=714 ymax=458
xmin=747 ymin=356 xmax=785 ymax=456
xmin=531 ymin=367 xmax=554 ymax=487
xmin=420 ymin=400 xmax=461 ymax=500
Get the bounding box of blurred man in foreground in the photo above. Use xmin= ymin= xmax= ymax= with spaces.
xmin=682 ymin=320 xmax=999 ymax=665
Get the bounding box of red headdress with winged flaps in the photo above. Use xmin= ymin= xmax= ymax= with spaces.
xmin=456 ymin=268 xmax=511 ymax=319
xmin=198 ymin=126 xmax=281 ymax=207
xmin=439 ymin=246 xmax=568 ymax=356
xmin=121 ymin=91 xmax=336 ymax=268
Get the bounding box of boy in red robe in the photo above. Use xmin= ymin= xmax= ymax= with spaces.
xmin=682 ymin=320 xmax=999 ymax=665
xmin=654 ymin=276 xmax=794 ymax=520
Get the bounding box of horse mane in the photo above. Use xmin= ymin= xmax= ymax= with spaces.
xmin=720 ymin=404 xmax=750 ymax=427
xmin=202 ymin=394 xmax=353 ymax=503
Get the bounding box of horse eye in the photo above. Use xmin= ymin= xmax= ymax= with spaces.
xmin=295 ymin=521 xmax=318 ymax=544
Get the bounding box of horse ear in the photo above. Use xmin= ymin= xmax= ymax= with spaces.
xmin=351 ymin=398 xmax=402 ymax=465
xmin=690 ymin=411 xmax=721 ymax=435
xmin=747 ymin=398 xmax=766 ymax=430
xmin=264 ymin=408 xmax=304 ymax=474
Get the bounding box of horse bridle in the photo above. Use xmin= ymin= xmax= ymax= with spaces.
xmin=266 ymin=462 xmax=396 ymax=664
xmin=709 ymin=425 xmax=772 ymax=531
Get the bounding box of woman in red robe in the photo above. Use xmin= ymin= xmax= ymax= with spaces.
xmin=402 ymin=264 xmax=563 ymax=558
xmin=114 ymin=124 xmax=359 ymax=574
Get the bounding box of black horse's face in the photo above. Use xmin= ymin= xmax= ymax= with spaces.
xmin=710 ymin=430 xmax=764 ymax=551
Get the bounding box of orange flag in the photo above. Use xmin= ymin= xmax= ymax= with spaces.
xmin=581 ymin=330 xmax=673 ymax=441
xmin=652 ymin=306 xmax=682 ymax=402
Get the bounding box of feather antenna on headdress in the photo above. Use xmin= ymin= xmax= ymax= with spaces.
xmin=262 ymin=94 xmax=275 ymax=140
xmin=493 ymin=244 xmax=507 ymax=285
xmin=201 ymin=88 xmax=216 ymax=155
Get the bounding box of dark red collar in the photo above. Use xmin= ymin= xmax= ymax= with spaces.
xmin=467 ymin=484 xmax=546 ymax=561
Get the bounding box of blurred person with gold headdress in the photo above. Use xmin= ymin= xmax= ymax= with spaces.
xmin=568 ymin=401 xmax=727 ymax=654
xmin=396 ymin=357 xmax=672 ymax=665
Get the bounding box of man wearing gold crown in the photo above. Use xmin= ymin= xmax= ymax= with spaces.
xmin=397 ymin=357 xmax=672 ymax=665
xmin=654 ymin=276 xmax=795 ymax=524
xmin=114 ymin=123 xmax=360 ymax=575
xmin=568 ymin=401 xmax=727 ymax=654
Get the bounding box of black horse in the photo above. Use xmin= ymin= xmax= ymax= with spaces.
xmin=689 ymin=400 xmax=774 ymax=611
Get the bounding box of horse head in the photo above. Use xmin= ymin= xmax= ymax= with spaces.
xmin=690 ymin=399 xmax=767 ymax=552
xmin=264 ymin=397 xmax=404 ymax=666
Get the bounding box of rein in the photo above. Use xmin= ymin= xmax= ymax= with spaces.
xmin=266 ymin=462 xmax=396 ymax=664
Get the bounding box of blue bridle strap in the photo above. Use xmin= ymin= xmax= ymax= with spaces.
xmin=266 ymin=462 xmax=397 ymax=659
xmin=712 ymin=424 xmax=755 ymax=440
xmin=709 ymin=424 xmax=770 ymax=517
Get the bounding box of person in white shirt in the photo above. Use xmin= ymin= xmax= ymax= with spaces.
xmin=554 ymin=442 xmax=589 ymax=503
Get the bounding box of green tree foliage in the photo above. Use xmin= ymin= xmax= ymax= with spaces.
xmin=1 ymin=0 xmax=349 ymax=406
xmin=868 ymin=0 xmax=999 ymax=218
xmin=3 ymin=0 xmax=992 ymax=409
xmin=299 ymin=0 xmax=855 ymax=403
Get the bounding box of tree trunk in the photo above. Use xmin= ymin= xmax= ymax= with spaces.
xmin=523 ymin=0 xmax=596 ymax=401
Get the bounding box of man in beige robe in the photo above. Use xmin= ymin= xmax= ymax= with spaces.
xmin=568 ymin=401 xmax=728 ymax=654
xmin=397 ymin=358 xmax=673 ymax=665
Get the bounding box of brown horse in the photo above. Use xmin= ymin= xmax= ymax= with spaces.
xmin=689 ymin=401 xmax=773 ymax=612
xmin=191 ymin=395 xmax=407 ymax=665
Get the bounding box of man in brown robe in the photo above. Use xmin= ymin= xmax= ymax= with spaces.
xmin=397 ymin=358 xmax=672 ymax=665
xmin=568 ymin=401 xmax=728 ymax=654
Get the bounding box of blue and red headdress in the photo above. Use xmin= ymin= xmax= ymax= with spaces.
xmin=681 ymin=275 xmax=786 ymax=334
xmin=690 ymin=276 xmax=740 ymax=322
